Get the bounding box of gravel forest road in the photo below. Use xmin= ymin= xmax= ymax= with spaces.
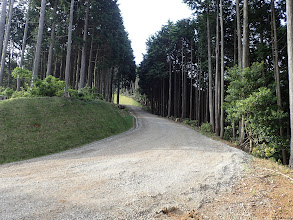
xmin=0 ymin=106 xmax=248 ymax=219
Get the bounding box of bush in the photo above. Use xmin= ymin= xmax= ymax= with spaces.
xmin=201 ymin=122 xmax=212 ymax=133
xmin=183 ymin=119 xmax=198 ymax=127
xmin=31 ymin=76 xmax=65 ymax=97
xmin=12 ymin=67 xmax=32 ymax=90
xmin=0 ymin=87 xmax=14 ymax=98
xmin=11 ymin=90 xmax=31 ymax=98
xmin=68 ymin=87 xmax=103 ymax=102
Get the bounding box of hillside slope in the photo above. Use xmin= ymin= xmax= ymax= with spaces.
xmin=0 ymin=97 xmax=133 ymax=164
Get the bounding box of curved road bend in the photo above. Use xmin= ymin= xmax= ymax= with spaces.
xmin=0 ymin=106 xmax=248 ymax=219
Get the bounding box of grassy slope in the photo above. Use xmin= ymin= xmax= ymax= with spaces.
xmin=0 ymin=97 xmax=133 ymax=164
xmin=114 ymin=94 xmax=142 ymax=107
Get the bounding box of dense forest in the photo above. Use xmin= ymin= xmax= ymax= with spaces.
xmin=138 ymin=0 xmax=293 ymax=166
xmin=0 ymin=0 xmax=136 ymax=102
xmin=1 ymin=0 xmax=293 ymax=168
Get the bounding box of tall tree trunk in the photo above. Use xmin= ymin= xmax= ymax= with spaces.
xmin=271 ymin=0 xmax=282 ymax=110
xmin=64 ymin=0 xmax=74 ymax=91
xmin=182 ymin=39 xmax=187 ymax=119
xmin=174 ymin=68 xmax=178 ymax=117
xmin=0 ymin=0 xmax=8 ymax=58
xmin=32 ymin=0 xmax=46 ymax=83
xmin=93 ymin=49 xmax=99 ymax=89
xmin=198 ymin=56 xmax=202 ymax=126
xmin=7 ymin=42 xmax=11 ymax=87
xmin=271 ymin=0 xmax=287 ymax=164
xmin=168 ymin=55 xmax=172 ymax=117
xmin=79 ymin=0 xmax=90 ymax=90
xmin=236 ymin=0 xmax=242 ymax=68
xmin=189 ymin=41 xmax=193 ymax=120
xmin=87 ymin=36 xmax=94 ymax=87
xmin=109 ymin=67 xmax=114 ymax=103
xmin=240 ymin=0 xmax=249 ymax=143
xmin=54 ymin=56 xmax=58 ymax=77
xmin=233 ymin=28 xmax=237 ymax=66
xmin=75 ymin=48 xmax=81 ymax=89
xmin=0 ymin=0 xmax=14 ymax=86
xmin=18 ymin=0 xmax=30 ymax=91
xmin=220 ymin=0 xmax=225 ymax=138
xmin=287 ymin=0 xmax=293 ymax=168
xmin=46 ymin=0 xmax=58 ymax=77
xmin=242 ymin=0 xmax=249 ymax=68
xmin=207 ymin=5 xmax=215 ymax=131
xmin=117 ymin=77 xmax=120 ymax=105
xmin=215 ymin=0 xmax=220 ymax=136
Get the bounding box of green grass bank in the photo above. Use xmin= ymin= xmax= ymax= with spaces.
xmin=0 ymin=97 xmax=133 ymax=164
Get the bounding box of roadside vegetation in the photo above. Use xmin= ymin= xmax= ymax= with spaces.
xmin=0 ymin=73 xmax=134 ymax=164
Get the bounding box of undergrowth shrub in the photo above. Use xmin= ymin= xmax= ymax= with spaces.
xmin=184 ymin=119 xmax=198 ymax=127
xmin=201 ymin=122 xmax=212 ymax=133
xmin=31 ymin=76 xmax=65 ymax=97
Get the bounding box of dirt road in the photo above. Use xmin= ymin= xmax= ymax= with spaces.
xmin=0 ymin=107 xmax=248 ymax=219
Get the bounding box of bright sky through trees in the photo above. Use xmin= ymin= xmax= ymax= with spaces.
xmin=118 ymin=0 xmax=193 ymax=64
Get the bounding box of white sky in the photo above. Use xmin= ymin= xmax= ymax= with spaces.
xmin=117 ymin=0 xmax=193 ymax=65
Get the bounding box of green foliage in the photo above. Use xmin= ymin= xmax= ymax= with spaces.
xmin=30 ymin=76 xmax=66 ymax=97
xmin=225 ymin=62 xmax=265 ymax=123
xmin=12 ymin=67 xmax=32 ymax=80
xmin=12 ymin=67 xmax=32 ymax=90
xmin=184 ymin=119 xmax=198 ymax=127
xmin=201 ymin=122 xmax=212 ymax=133
xmin=225 ymin=62 xmax=289 ymax=160
xmin=1 ymin=75 xmax=105 ymax=102
xmin=0 ymin=87 xmax=14 ymax=98
xmin=69 ymin=87 xmax=103 ymax=102
xmin=11 ymin=90 xmax=32 ymax=98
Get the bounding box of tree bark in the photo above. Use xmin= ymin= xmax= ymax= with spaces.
xmin=32 ymin=0 xmax=46 ymax=83
xmin=236 ymin=0 xmax=242 ymax=68
xmin=286 ymin=0 xmax=293 ymax=168
xmin=79 ymin=0 xmax=90 ymax=90
xmin=0 ymin=0 xmax=14 ymax=86
xmin=75 ymin=48 xmax=81 ymax=89
xmin=240 ymin=0 xmax=249 ymax=142
xmin=64 ymin=0 xmax=74 ymax=90
xmin=189 ymin=40 xmax=193 ymax=120
xmin=87 ymin=36 xmax=94 ymax=87
xmin=198 ymin=56 xmax=202 ymax=126
xmin=7 ymin=42 xmax=11 ymax=87
xmin=271 ymin=0 xmax=287 ymax=164
xmin=220 ymin=0 xmax=225 ymax=138
xmin=215 ymin=0 xmax=220 ymax=136
xmin=168 ymin=54 xmax=172 ymax=117
xmin=46 ymin=0 xmax=58 ymax=78
xmin=271 ymin=0 xmax=282 ymax=108
xmin=0 ymin=0 xmax=8 ymax=58
xmin=242 ymin=0 xmax=249 ymax=68
xmin=117 ymin=77 xmax=120 ymax=105
xmin=207 ymin=5 xmax=215 ymax=132
xmin=93 ymin=49 xmax=99 ymax=89
xmin=109 ymin=67 xmax=114 ymax=103
xmin=182 ymin=39 xmax=187 ymax=119
xmin=18 ymin=0 xmax=31 ymax=91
